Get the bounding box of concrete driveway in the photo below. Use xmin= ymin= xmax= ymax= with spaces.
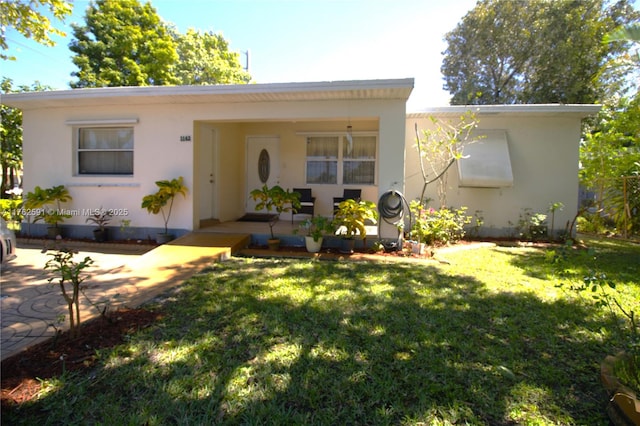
xmin=0 ymin=233 xmax=249 ymax=361
xmin=1 ymin=243 xmax=149 ymax=361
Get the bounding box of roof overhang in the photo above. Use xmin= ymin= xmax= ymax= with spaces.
xmin=408 ymin=104 xmax=602 ymax=119
xmin=0 ymin=78 xmax=415 ymax=110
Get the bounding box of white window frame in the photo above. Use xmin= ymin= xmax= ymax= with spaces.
xmin=73 ymin=126 xmax=135 ymax=176
xmin=302 ymin=132 xmax=378 ymax=185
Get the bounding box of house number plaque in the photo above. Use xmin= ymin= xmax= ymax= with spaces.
xmin=180 ymin=135 xmax=191 ymax=142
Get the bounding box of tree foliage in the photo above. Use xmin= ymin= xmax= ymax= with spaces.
xmin=413 ymin=111 xmax=479 ymax=207
xmin=174 ymin=28 xmax=251 ymax=85
xmin=69 ymin=0 xmax=179 ymax=87
xmin=0 ymin=78 xmax=50 ymax=198
xmin=441 ymin=0 xmax=639 ymax=105
xmin=580 ymin=94 xmax=640 ymax=234
xmin=605 ymin=22 xmax=640 ymax=43
xmin=0 ymin=0 xmax=72 ymax=60
xmin=69 ymin=0 xmax=251 ymax=88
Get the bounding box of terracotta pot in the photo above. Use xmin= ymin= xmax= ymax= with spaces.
xmin=267 ymin=238 xmax=280 ymax=251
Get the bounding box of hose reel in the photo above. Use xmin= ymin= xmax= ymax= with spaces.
xmin=377 ymin=190 xmax=412 ymax=251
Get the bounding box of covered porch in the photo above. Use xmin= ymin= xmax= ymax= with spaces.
xmin=189 ymin=79 xmax=414 ymax=236
xmin=197 ymin=217 xmax=382 ymax=250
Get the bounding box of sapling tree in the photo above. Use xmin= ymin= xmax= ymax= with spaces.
xmin=413 ymin=111 xmax=479 ymax=207
xmin=548 ymin=201 xmax=564 ymax=239
xmin=44 ymin=249 xmax=94 ymax=337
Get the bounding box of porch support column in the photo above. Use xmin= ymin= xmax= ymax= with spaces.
xmin=377 ymin=100 xmax=408 ymax=243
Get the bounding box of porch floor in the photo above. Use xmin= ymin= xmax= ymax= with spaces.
xmin=197 ymin=218 xmax=380 ymax=241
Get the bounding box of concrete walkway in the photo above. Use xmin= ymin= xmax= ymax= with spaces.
xmin=0 ymin=232 xmax=249 ymax=361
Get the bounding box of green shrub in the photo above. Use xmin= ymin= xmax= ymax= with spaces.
xmin=576 ymin=212 xmax=615 ymax=235
xmin=409 ymin=201 xmax=471 ymax=245
xmin=512 ymin=208 xmax=548 ymax=241
xmin=0 ymin=198 xmax=23 ymax=225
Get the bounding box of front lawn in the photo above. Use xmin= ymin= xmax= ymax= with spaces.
xmin=4 ymin=237 xmax=639 ymax=425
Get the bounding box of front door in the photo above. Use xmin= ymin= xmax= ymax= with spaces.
xmin=199 ymin=128 xmax=218 ymax=221
xmin=246 ymin=136 xmax=280 ymax=212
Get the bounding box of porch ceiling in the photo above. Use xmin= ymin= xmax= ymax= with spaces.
xmin=2 ymin=78 xmax=415 ymax=110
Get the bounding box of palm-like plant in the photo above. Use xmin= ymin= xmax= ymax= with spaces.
xmin=24 ymin=185 xmax=73 ymax=229
xmin=332 ymin=199 xmax=378 ymax=240
xmin=250 ymin=184 xmax=301 ymax=240
xmin=141 ymin=177 xmax=188 ymax=235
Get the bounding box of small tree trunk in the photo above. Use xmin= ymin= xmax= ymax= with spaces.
xmin=67 ymin=301 xmax=76 ymax=336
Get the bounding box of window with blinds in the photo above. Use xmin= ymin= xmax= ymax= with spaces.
xmin=306 ymin=134 xmax=376 ymax=185
xmin=77 ymin=127 xmax=134 ymax=175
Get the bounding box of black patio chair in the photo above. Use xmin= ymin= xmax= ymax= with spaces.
xmin=333 ymin=189 xmax=362 ymax=215
xmin=292 ymin=188 xmax=316 ymax=223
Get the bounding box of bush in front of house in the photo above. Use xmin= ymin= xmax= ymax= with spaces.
xmin=409 ymin=200 xmax=472 ymax=246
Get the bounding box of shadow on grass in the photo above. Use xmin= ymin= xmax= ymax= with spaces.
xmin=3 ymin=258 xmax=618 ymax=425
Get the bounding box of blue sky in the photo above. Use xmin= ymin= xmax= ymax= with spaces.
xmin=1 ymin=0 xmax=478 ymax=107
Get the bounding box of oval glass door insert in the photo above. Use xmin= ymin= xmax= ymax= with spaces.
xmin=258 ymin=149 xmax=270 ymax=183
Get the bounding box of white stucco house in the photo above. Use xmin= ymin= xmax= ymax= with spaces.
xmin=1 ymin=78 xmax=600 ymax=241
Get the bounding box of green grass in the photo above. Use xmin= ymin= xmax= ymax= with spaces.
xmin=4 ymin=237 xmax=639 ymax=425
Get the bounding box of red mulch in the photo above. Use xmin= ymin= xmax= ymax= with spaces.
xmin=1 ymin=308 xmax=162 ymax=408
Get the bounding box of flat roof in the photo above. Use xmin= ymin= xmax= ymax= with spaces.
xmin=2 ymin=79 xmax=601 ymax=117
xmin=408 ymin=104 xmax=601 ymax=118
xmin=0 ymin=78 xmax=415 ymax=110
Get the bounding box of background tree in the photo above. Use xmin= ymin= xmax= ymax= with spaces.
xmin=0 ymin=78 xmax=50 ymax=198
xmin=580 ymin=94 xmax=640 ymax=234
xmin=441 ymin=0 xmax=638 ymax=105
xmin=0 ymin=78 xmax=22 ymax=198
xmin=0 ymin=0 xmax=72 ymax=60
xmin=602 ymin=22 xmax=640 ymax=97
xmin=440 ymin=0 xmax=535 ymax=104
xmin=69 ymin=0 xmax=179 ymax=87
xmin=174 ymin=28 xmax=251 ymax=85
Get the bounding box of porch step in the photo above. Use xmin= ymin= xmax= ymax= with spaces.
xmin=169 ymin=232 xmax=251 ymax=255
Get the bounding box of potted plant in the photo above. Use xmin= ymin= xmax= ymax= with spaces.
xmin=24 ymin=185 xmax=73 ymax=239
xmin=332 ymin=198 xmax=378 ymax=254
xmin=296 ymin=216 xmax=334 ymax=253
xmin=250 ymin=184 xmax=301 ymax=250
xmin=141 ymin=177 xmax=188 ymax=244
xmin=85 ymin=209 xmax=112 ymax=242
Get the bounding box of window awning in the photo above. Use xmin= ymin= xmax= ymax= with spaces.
xmin=457 ymin=130 xmax=514 ymax=188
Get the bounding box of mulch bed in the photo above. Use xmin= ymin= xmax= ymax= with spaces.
xmin=1 ymin=308 xmax=162 ymax=408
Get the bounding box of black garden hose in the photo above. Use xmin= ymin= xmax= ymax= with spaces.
xmin=377 ymin=190 xmax=412 ymax=251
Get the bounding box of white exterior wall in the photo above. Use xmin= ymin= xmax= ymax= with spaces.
xmin=20 ymin=97 xmax=405 ymax=236
xmin=405 ymin=113 xmax=583 ymax=236
xmin=22 ymin=105 xmax=193 ymax=237
xmin=12 ymin=79 xmax=594 ymax=240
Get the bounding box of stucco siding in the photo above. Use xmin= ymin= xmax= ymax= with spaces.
xmin=22 ymin=104 xmax=195 ymax=237
xmin=405 ymin=114 xmax=582 ymax=236
xmin=8 ymin=80 xmax=597 ymax=239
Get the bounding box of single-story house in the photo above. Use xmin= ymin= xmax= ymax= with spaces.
xmin=1 ymin=78 xmax=600 ymax=241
